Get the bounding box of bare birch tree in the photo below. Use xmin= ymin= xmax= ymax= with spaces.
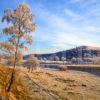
xmin=1 ymin=3 xmax=36 ymax=92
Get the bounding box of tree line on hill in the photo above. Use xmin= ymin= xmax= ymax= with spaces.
xmin=33 ymin=46 xmax=100 ymax=64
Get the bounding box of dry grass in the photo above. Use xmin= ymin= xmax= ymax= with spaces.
xmin=0 ymin=64 xmax=12 ymax=91
xmin=0 ymin=64 xmax=32 ymax=100
xmin=0 ymin=64 xmax=100 ymax=100
xmin=28 ymin=68 xmax=100 ymax=100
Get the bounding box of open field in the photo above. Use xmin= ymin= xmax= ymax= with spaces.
xmin=26 ymin=68 xmax=100 ymax=100
xmin=0 ymin=64 xmax=100 ymax=100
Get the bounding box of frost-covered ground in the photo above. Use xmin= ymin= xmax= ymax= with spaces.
xmin=0 ymin=64 xmax=100 ymax=100
xmin=20 ymin=67 xmax=100 ymax=100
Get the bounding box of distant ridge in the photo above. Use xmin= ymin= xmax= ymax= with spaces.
xmin=75 ymin=46 xmax=100 ymax=50
xmin=24 ymin=46 xmax=100 ymax=60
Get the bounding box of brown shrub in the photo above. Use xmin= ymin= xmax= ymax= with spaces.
xmin=23 ymin=56 xmax=39 ymax=72
xmin=58 ymin=65 xmax=67 ymax=71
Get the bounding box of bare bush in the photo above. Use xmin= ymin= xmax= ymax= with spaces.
xmin=7 ymin=52 xmax=23 ymax=66
xmin=54 ymin=56 xmax=60 ymax=62
xmin=93 ymin=58 xmax=100 ymax=64
xmin=61 ymin=57 xmax=66 ymax=64
xmin=58 ymin=65 xmax=67 ymax=71
xmin=23 ymin=55 xmax=39 ymax=72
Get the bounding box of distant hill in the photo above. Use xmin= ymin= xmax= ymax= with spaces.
xmin=24 ymin=46 xmax=100 ymax=61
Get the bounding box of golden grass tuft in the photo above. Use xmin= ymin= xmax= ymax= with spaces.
xmin=0 ymin=64 xmax=31 ymax=100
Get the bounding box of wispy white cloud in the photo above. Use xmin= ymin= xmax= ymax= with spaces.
xmin=29 ymin=0 xmax=100 ymax=53
xmin=64 ymin=9 xmax=82 ymax=21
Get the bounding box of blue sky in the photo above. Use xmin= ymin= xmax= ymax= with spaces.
xmin=0 ymin=0 xmax=100 ymax=54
